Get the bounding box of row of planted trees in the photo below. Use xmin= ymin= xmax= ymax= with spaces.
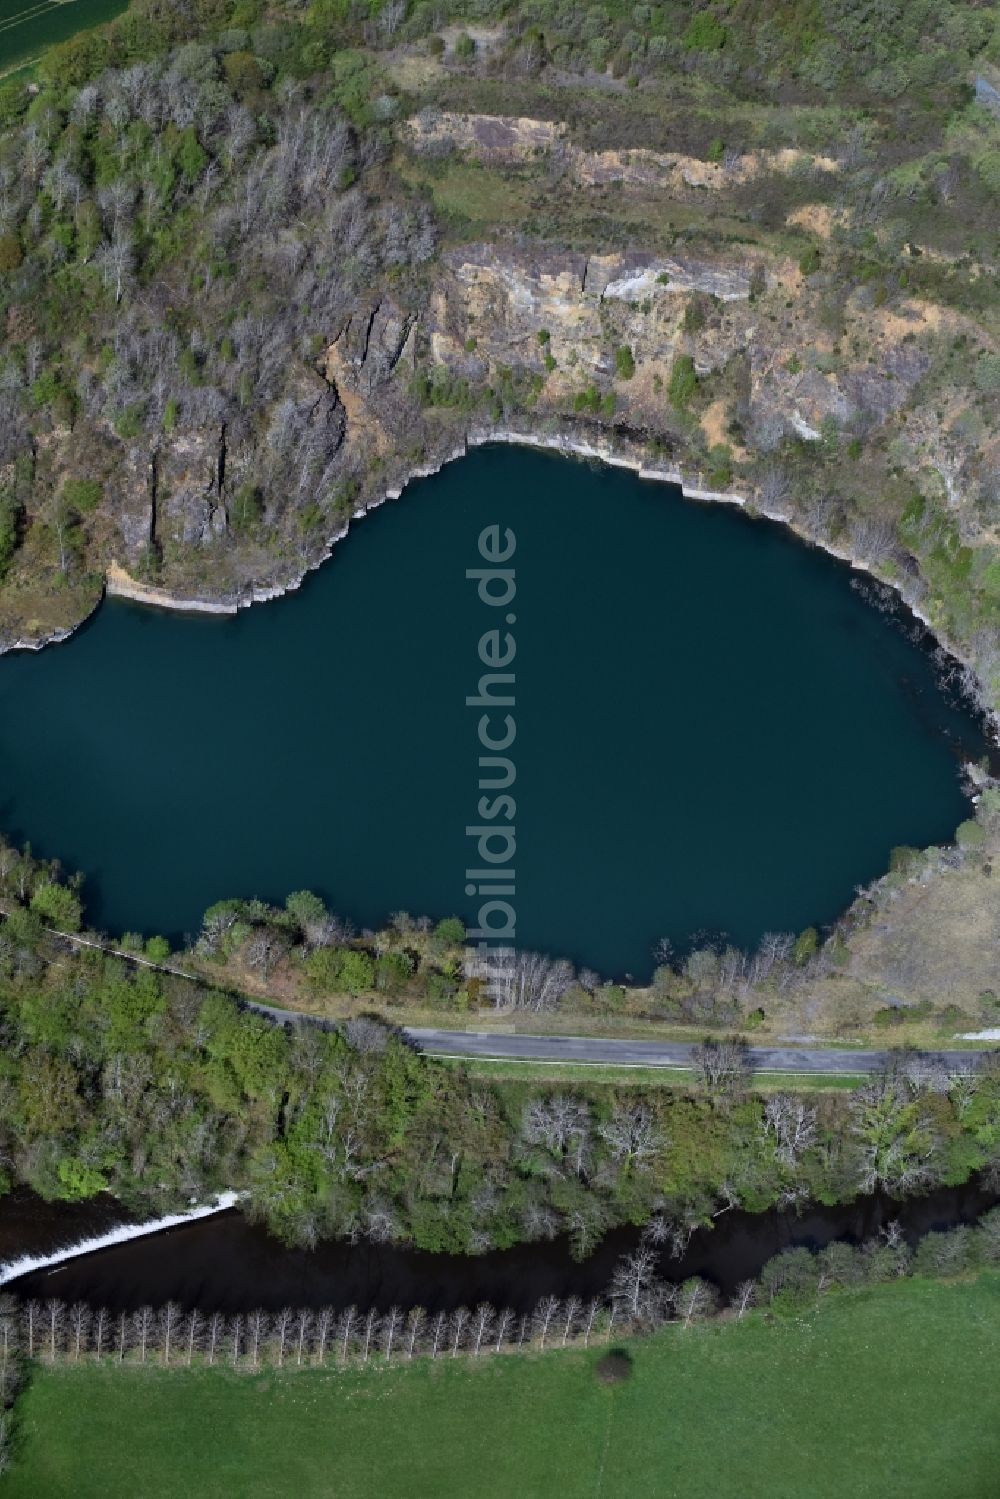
xmin=9 ymin=1293 xmax=627 ymax=1371
xmin=7 ymin=1205 xmax=1000 ymax=1378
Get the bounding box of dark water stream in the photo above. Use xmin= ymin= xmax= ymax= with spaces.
xmin=5 ymin=1179 xmax=995 ymax=1314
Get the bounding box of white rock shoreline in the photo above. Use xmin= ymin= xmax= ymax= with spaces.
xmin=1 ymin=423 xmax=992 ymax=736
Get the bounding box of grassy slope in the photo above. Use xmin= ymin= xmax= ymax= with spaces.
xmin=8 ymin=1275 xmax=1000 ymax=1499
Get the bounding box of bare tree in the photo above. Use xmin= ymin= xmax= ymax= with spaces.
xmin=691 ymin=1037 xmax=753 ymax=1094
xmin=69 ymin=1303 xmax=90 ymax=1361
xmin=763 ymin=1094 xmax=818 ymax=1166
xmin=361 ymin=1308 xmax=378 ymax=1364
xmin=94 ymin=233 xmax=134 ymax=304
xmin=205 ymin=1312 xmax=223 ymax=1366
xmin=560 ymin=1296 xmax=581 ymax=1347
xmin=336 ymin=1306 xmax=356 ymax=1364
xmin=522 ymin=1094 xmax=591 ymax=1172
xmin=295 ymin=1308 xmax=314 ymax=1366
xmin=405 ymin=1307 xmax=425 ymax=1359
xmin=467 ymin=948 xmax=575 ymax=1011
xmin=533 ymin=1296 xmax=560 ymax=1350
xmin=610 ymin=1246 xmax=664 ymax=1324
xmin=272 ymin=1307 xmax=293 ymax=1368
xmin=185 ymin=1310 xmax=202 ymax=1366
xmin=471 ymin=1303 xmax=493 ymax=1356
xmin=731 ymin=1280 xmax=756 ymax=1320
xmin=758 ymin=465 xmax=791 ymax=516
xmin=582 ymin=1299 xmax=601 ymax=1346
xmin=24 ymin=1302 xmax=41 ymax=1360
xmin=598 ymin=1102 xmax=663 ymax=1171
xmin=450 ymin=1307 xmax=470 ymax=1357
xmin=247 ymin=1309 xmax=268 ymax=1369
xmin=93 ymin=1307 xmax=108 ymax=1361
xmin=382 ymin=1307 xmax=402 ymax=1361
xmin=429 ymin=1311 xmax=446 ymax=1359
xmin=493 ymin=1307 xmax=515 ymax=1352
xmin=160 ymin=1302 xmax=182 ymax=1367
xmin=45 ymin=1301 xmax=65 ymax=1363
xmin=229 ymin=1313 xmax=243 ymax=1369
xmin=678 ymin=1277 xmax=716 ymax=1327
xmin=314 ymin=1307 xmax=334 ymax=1365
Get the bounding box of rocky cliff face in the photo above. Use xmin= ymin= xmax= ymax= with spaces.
xmin=3 ymin=112 xmax=996 ymax=692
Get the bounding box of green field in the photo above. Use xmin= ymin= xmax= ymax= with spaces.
xmin=0 ymin=0 xmax=126 ymax=74
xmin=8 ymin=1275 xmax=1000 ymax=1498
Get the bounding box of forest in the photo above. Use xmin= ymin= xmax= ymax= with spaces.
xmin=0 ymin=891 xmax=999 ymax=1256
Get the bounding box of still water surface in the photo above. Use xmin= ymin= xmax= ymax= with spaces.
xmin=0 ymin=446 xmax=987 ymax=976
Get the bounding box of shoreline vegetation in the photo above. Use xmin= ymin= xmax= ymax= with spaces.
xmin=6 ymin=793 xmax=1000 ymax=1047
xmin=1 ymin=847 xmax=1000 ymax=1259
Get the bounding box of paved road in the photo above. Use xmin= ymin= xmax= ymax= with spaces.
xmin=241 ymin=1003 xmax=987 ymax=1074
xmin=395 ymin=1031 xmax=983 ymax=1079
xmin=398 ymin=1028 xmax=988 ymax=1075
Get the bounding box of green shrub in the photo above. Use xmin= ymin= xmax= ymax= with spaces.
xmin=683 ymin=14 xmax=727 ymax=50
xmin=454 ymin=31 xmax=476 ymax=59
xmin=30 ymin=880 xmax=83 ymax=932
xmin=975 ymin=353 xmax=1000 ymax=393
xmin=668 ymin=354 xmax=698 ymax=410
xmin=114 ymin=404 xmax=145 ymax=440
xmin=0 ymin=492 xmax=20 ymax=579
xmin=707 ymin=443 xmax=732 ymax=487
xmin=956 ymin=818 xmax=986 ymax=852
xmin=792 ymin=927 xmax=819 ymax=965
xmin=0 ymin=231 xmax=22 ymax=273
xmin=434 ymin=916 xmax=466 ymax=945
xmin=799 ymin=245 xmax=822 ymax=276
xmin=375 ymin=950 xmax=414 ymax=994
xmin=305 ymin=945 xmax=375 ymax=995
xmin=230 ymin=483 xmax=264 ymax=535
xmin=615 ymin=344 xmax=636 ymax=379
xmin=62 ymin=478 xmax=102 ymax=513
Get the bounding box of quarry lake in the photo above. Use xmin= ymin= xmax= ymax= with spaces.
xmin=0 ymin=444 xmax=990 ymax=977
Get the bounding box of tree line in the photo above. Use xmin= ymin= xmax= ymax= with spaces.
xmin=3 ymin=862 xmax=1000 ymax=1254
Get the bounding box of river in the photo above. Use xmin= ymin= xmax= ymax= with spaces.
xmin=2 ymin=1178 xmax=995 ymax=1314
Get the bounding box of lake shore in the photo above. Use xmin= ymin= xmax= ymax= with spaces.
xmin=35 ymin=422 xmax=986 ymax=744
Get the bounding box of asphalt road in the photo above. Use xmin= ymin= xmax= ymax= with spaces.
xmin=403 ymin=1028 xmax=986 ymax=1075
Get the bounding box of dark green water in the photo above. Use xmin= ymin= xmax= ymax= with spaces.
xmin=0 ymin=0 xmax=126 ymax=72
xmin=0 ymin=447 xmax=987 ymax=977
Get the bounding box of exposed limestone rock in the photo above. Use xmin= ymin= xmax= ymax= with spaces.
xmin=155 ymin=429 xmax=225 ymax=548
xmin=328 ymin=300 xmax=416 ymax=396
xmin=403 ymin=111 xmax=841 ymax=196
xmin=112 ymin=444 xmax=154 ymax=565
